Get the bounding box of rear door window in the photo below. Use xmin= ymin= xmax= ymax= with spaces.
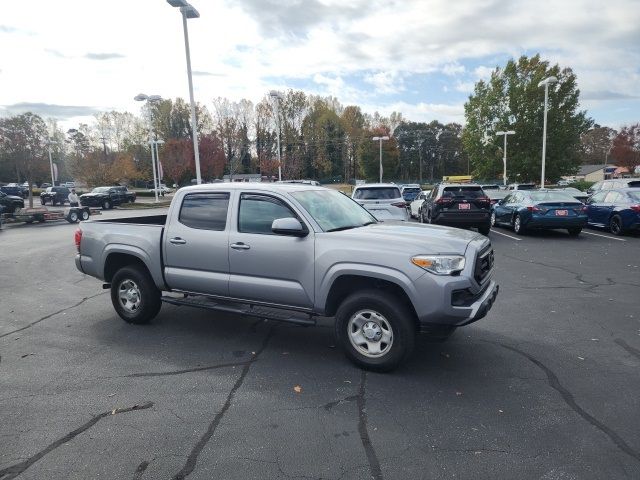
xmin=353 ymin=187 xmax=401 ymax=200
xmin=589 ymin=192 xmax=607 ymax=203
xmin=179 ymin=193 xmax=230 ymax=230
xmin=604 ymin=192 xmax=623 ymax=203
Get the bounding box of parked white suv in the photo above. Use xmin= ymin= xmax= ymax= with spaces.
xmin=352 ymin=183 xmax=409 ymax=221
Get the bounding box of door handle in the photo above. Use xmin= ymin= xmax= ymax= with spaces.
xmin=231 ymin=242 xmax=250 ymax=250
xmin=169 ymin=237 xmax=187 ymax=245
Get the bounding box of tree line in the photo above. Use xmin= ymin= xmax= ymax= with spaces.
xmin=1 ymin=54 xmax=639 ymax=201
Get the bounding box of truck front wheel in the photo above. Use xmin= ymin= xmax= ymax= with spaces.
xmin=111 ymin=265 xmax=161 ymax=324
xmin=335 ymin=290 xmax=415 ymax=372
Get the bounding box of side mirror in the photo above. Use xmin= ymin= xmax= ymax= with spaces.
xmin=272 ymin=217 xmax=308 ymax=237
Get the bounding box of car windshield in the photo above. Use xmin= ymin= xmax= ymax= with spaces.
xmin=92 ymin=187 xmax=110 ymax=193
xmin=529 ymin=191 xmax=580 ymax=202
xmin=353 ymin=187 xmax=401 ymax=200
xmin=291 ymin=190 xmax=376 ymax=232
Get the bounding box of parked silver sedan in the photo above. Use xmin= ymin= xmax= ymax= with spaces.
xmin=352 ymin=183 xmax=409 ymax=221
xmin=409 ymin=190 xmax=431 ymax=219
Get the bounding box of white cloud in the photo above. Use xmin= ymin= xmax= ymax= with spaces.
xmin=0 ymin=0 xmax=638 ymax=129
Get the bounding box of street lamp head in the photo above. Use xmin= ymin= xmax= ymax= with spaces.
xmin=372 ymin=136 xmax=380 ymax=141
xmin=381 ymin=136 xmax=389 ymax=140
xmin=538 ymin=76 xmax=558 ymax=87
xmin=506 ymin=130 xmax=515 ymax=135
xmin=148 ymin=95 xmax=162 ymax=102
xmin=167 ymin=0 xmax=189 ymax=7
xmin=156 ymin=139 xmax=166 ymax=145
xmin=181 ymin=5 xmax=200 ymax=18
xmin=269 ymin=90 xmax=282 ymax=99
xmin=134 ymin=93 xmax=149 ymax=102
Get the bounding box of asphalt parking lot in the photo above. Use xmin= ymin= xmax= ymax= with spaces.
xmin=1 ymin=210 xmax=639 ymax=480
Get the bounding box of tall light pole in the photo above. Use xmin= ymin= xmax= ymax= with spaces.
xmin=167 ymin=0 xmax=202 ymax=185
xmin=538 ymin=76 xmax=557 ymax=188
xmin=372 ymin=136 xmax=389 ymax=183
xmin=270 ymin=90 xmax=283 ymax=181
xmin=496 ymin=130 xmax=515 ymax=186
xmin=153 ymin=139 xmax=166 ymax=191
xmin=603 ymin=144 xmax=614 ymax=180
xmin=134 ymin=93 xmax=162 ymax=203
xmin=46 ymin=140 xmax=58 ymax=186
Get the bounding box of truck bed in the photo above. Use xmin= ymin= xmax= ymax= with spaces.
xmin=91 ymin=214 xmax=167 ymax=225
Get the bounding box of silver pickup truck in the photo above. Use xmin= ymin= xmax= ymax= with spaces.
xmin=75 ymin=183 xmax=498 ymax=371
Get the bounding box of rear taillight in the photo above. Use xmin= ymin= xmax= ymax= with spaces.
xmin=391 ymin=202 xmax=406 ymax=208
xmin=575 ymin=206 xmax=588 ymax=213
xmin=74 ymin=228 xmax=82 ymax=253
xmin=477 ymin=196 xmax=490 ymax=204
xmin=527 ymin=205 xmax=547 ymax=213
xmin=631 ymin=205 xmax=640 ymax=213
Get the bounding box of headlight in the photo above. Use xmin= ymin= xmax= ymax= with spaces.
xmin=411 ymin=255 xmax=465 ymax=275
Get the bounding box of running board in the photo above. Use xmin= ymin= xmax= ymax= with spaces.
xmin=161 ymin=295 xmax=316 ymax=327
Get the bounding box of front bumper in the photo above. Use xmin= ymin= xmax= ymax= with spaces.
xmin=413 ymin=272 xmax=499 ymax=328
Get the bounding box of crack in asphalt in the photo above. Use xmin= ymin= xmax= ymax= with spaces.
xmin=0 ymin=292 xmax=106 ymax=340
xmin=493 ymin=341 xmax=640 ymax=464
xmin=500 ymin=254 xmax=624 ymax=292
xmin=615 ymin=339 xmax=640 ymax=360
xmin=170 ymin=328 xmax=274 ymax=480
xmin=356 ymin=370 xmax=383 ymax=480
xmin=0 ymin=402 xmax=154 ymax=480
xmin=124 ymin=360 xmax=251 ymax=378
xmin=132 ymin=460 xmax=150 ymax=480
xmin=323 ymin=395 xmax=358 ymax=412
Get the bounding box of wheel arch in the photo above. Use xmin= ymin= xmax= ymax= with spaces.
xmin=322 ymin=273 xmax=419 ymax=328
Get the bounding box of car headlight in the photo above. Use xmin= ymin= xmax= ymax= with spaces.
xmin=411 ymin=255 xmax=466 ymax=275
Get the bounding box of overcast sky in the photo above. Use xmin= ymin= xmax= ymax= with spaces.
xmin=0 ymin=0 xmax=638 ymax=131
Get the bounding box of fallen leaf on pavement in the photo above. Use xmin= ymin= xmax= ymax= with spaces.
xmin=293 ymin=385 xmax=302 ymax=393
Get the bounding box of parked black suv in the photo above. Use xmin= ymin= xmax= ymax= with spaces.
xmin=80 ymin=186 xmax=128 ymax=209
xmin=0 ymin=191 xmax=25 ymax=214
xmin=421 ymin=183 xmax=491 ymax=235
xmin=40 ymin=186 xmax=71 ymax=206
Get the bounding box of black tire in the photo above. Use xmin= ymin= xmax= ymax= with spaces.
xmin=111 ymin=265 xmax=161 ymax=324
xmin=609 ymin=215 xmax=624 ymax=236
xmin=513 ymin=214 xmax=525 ymax=234
xmin=81 ymin=209 xmax=90 ymax=221
xmin=40 ymin=198 xmax=45 ymax=206
xmin=568 ymin=227 xmax=582 ymax=236
xmin=51 ymin=199 xmax=57 ymax=206
xmin=478 ymin=224 xmax=490 ymax=235
xmin=103 ymin=200 xmax=111 ymax=210
xmin=67 ymin=211 xmax=79 ymax=223
xmin=335 ymin=289 xmax=415 ymax=372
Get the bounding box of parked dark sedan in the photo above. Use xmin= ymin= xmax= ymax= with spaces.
xmin=491 ymin=190 xmax=587 ymax=236
xmin=0 ymin=191 xmax=24 ymax=214
xmin=0 ymin=185 xmax=27 ymax=199
xmin=586 ymin=188 xmax=640 ymax=235
xmin=80 ymin=187 xmax=126 ymax=209
xmin=40 ymin=186 xmax=71 ymax=206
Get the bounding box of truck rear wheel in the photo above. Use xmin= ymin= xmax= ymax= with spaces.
xmin=335 ymin=289 xmax=415 ymax=372
xmin=111 ymin=265 xmax=161 ymax=324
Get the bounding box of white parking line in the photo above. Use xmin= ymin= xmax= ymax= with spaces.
xmin=490 ymin=229 xmax=522 ymax=241
xmin=582 ymin=231 xmax=626 ymax=242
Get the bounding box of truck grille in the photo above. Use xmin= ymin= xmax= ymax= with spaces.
xmin=474 ymin=244 xmax=494 ymax=284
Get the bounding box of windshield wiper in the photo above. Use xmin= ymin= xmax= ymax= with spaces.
xmin=326 ymin=221 xmax=377 ymax=232
xmin=326 ymin=225 xmax=360 ymax=232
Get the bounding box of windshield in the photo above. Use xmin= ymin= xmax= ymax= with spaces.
xmin=92 ymin=187 xmax=110 ymax=193
xmin=353 ymin=187 xmax=401 ymax=200
xmin=291 ymin=190 xmax=376 ymax=232
xmin=529 ymin=191 xmax=580 ymax=202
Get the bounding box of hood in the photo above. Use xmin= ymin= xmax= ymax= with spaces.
xmin=330 ymin=221 xmax=485 ymax=255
